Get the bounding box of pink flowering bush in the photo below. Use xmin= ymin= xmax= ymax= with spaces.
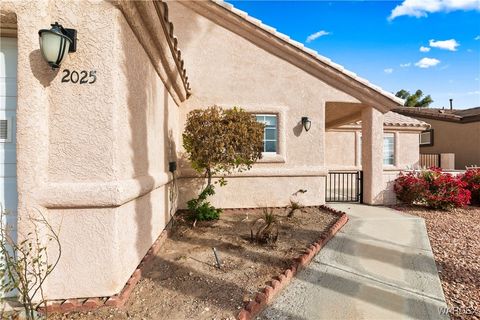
xmin=461 ymin=168 xmax=480 ymax=205
xmin=393 ymin=171 xmax=428 ymax=204
xmin=394 ymin=167 xmax=471 ymax=210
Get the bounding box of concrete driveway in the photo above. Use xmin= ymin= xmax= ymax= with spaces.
xmin=261 ymin=204 xmax=449 ymax=320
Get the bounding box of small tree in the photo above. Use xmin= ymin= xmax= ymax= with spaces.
xmin=395 ymin=89 xmax=433 ymax=108
xmin=183 ymin=106 xmax=264 ymax=221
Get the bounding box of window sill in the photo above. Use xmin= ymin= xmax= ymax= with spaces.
xmin=257 ymin=153 xmax=285 ymax=163
xmin=383 ymin=165 xmax=402 ymax=171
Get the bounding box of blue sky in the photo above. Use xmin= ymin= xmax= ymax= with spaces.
xmin=227 ymin=0 xmax=480 ymax=109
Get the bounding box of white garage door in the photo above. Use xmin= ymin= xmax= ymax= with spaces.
xmin=0 ymin=36 xmax=18 ymax=285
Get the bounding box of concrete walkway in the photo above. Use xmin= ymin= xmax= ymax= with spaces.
xmin=261 ymin=204 xmax=449 ymax=320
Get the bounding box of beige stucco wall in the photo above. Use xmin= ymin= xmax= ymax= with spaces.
xmin=168 ymin=2 xmax=362 ymax=208
xmin=1 ymin=0 xmax=180 ymax=300
xmin=326 ymin=127 xmax=421 ymax=170
xmin=325 ymin=130 xmax=358 ymax=168
xmin=1 ymin=0 xmax=405 ymax=302
xmin=326 ymin=126 xmax=421 ymax=205
xmin=416 ymin=117 xmax=480 ymax=169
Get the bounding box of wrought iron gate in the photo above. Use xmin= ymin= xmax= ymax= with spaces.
xmin=326 ymin=171 xmax=363 ymax=203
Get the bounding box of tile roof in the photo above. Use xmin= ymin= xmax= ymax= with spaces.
xmin=393 ymin=106 xmax=480 ymax=123
xmin=209 ymin=0 xmax=405 ymax=107
xmin=383 ymin=111 xmax=429 ymax=127
xmin=349 ymin=111 xmax=429 ymax=128
xmin=159 ymin=1 xmax=191 ymax=93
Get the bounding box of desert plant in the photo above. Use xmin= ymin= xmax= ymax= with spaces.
xmin=287 ymin=200 xmax=301 ymax=218
xmin=250 ymin=208 xmax=279 ymax=245
xmin=183 ymin=106 xmax=264 ymax=222
xmin=0 ymin=208 xmax=62 ymax=320
xmin=287 ymin=189 xmax=307 ymax=218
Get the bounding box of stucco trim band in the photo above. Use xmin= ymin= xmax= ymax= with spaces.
xmin=178 ymin=166 xmax=329 ymax=178
xmin=35 ymin=173 xmax=173 ymax=208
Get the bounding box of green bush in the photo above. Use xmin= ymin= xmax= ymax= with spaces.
xmin=187 ymin=185 xmax=222 ymax=221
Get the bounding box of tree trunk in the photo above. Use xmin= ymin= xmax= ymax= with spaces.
xmin=206 ymin=167 xmax=212 ymax=187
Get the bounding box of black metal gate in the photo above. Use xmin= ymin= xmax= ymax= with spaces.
xmin=326 ymin=171 xmax=363 ymax=203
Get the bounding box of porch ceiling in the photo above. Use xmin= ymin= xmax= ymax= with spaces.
xmin=325 ymin=102 xmax=367 ymax=129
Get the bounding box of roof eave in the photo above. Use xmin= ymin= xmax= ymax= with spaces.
xmin=181 ymin=0 xmax=403 ymax=111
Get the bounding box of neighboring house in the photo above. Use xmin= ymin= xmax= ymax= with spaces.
xmin=394 ymin=106 xmax=480 ymax=169
xmin=1 ymin=0 xmax=423 ymax=302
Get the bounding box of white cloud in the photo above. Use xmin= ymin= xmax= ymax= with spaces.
xmin=306 ymin=30 xmax=330 ymax=43
xmin=388 ymin=0 xmax=480 ymax=21
xmin=467 ymin=90 xmax=480 ymax=95
xmin=400 ymin=62 xmax=412 ymax=67
xmin=429 ymin=39 xmax=460 ymax=51
xmin=475 ymin=35 xmax=480 ymax=40
xmin=415 ymin=57 xmax=441 ymax=68
xmin=420 ymin=46 xmax=431 ymax=52
xmin=384 ymin=68 xmax=394 ymax=74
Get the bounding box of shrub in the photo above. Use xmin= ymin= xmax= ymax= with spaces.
xmin=0 ymin=209 xmax=62 ymax=320
xmin=183 ymin=106 xmax=264 ymax=222
xmin=461 ymin=168 xmax=480 ymax=205
xmin=423 ymin=173 xmax=471 ymax=210
xmin=393 ymin=171 xmax=428 ymax=204
xmin=186 ymin=185 xmax=222 ymax=221
xmin=394 ymin=167 xmax=471 ymax=210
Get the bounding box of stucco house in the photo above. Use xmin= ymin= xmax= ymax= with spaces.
xmin=394 ymin=106 xmax=480 ymax=169
xmin=0 ymin=0 xmax=425 ymax=303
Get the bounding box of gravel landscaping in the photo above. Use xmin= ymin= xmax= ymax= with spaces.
xmin=395 ymin=205 xmax=480 ymax=320
xmin=51 ymin=206 xmax=339 ymax=320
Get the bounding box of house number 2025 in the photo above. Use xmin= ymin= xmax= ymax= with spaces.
xmin=61 ymin=69 xmax=97 ymax=84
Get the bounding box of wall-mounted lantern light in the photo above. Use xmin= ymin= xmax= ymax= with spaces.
xmin=301 ymin=117 xmax=312 ymax=132
xmin=38 ymin=22 xmax=77 ymax=69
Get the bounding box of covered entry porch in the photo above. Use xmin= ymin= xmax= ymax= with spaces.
xmin=324 ymin=102 xmax=386 ymax=205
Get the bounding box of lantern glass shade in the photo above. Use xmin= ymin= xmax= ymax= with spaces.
xmin=39 ymin=27 xmax=72 ymax=69
xmin=302 ymin=117 xmax=312 ymax=131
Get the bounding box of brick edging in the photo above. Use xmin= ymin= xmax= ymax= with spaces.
xmin=39 ymin=205 xmax=348 ymax=316
xmin=237 ymin=205 xmax=349 ymax=320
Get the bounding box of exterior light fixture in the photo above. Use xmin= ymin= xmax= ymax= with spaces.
xmin=38 ymin=22 xmax=77 ymax=69
xmin=301 ymin=117 xmax=312 ymax=132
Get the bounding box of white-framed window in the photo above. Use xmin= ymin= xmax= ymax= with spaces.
xmin=358 ymin=132 xmax=396 ymax=166
xmin=255 ymin=114 xmax=277 ymax=153
xmin=420 ymin=129 xmax=433 ymax=146
xmin=383 ymin=133 xmax=395 ymax=166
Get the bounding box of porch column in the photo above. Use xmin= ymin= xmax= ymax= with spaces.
xmin=361 ymin=107 xmax=384 ymax=204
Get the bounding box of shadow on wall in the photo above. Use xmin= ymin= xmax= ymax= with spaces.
xmin=165 ymin=2 xmax=206 ymax=61
xmin=120 ymin=6 xmax=193 ymax=262
xmin=375 ymin=176 xmax=399 ymax=205
xmin=292 ymin=120 xmax=303 ymax=137
xmin=121 ymin=19 xmax=154 ymax=263
xmin=28 ymin=49 xmax=58 ymax=87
